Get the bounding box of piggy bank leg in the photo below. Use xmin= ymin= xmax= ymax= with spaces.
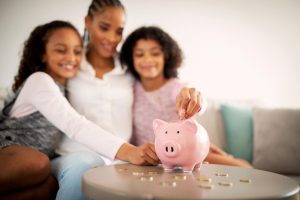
xmin=192 ymin=163 xmax=203 ymax=172
xmin=194 ymin=162 xmax=202 ymax=170
xmin=182 ymin=165 xmax=195 ymax=173
xmin=162 ymin=164 xmax=173 ymax=171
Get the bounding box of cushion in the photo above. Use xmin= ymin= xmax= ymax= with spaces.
xmin=252 ymin=108 xmax=300 ymax=174
xmin=220 ymin=104 xmax=253 ymax=162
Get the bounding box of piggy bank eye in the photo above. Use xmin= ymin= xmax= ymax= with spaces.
xmin=177 ymin=131 xmax=180 ymax=134
xmin=165 ymin=131 xmax=168 ymax=134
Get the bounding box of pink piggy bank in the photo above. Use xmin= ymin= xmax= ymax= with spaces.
xmin=153 ymin=119 xmax=210 ymax=172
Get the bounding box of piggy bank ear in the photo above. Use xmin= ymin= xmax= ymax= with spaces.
xmin=182 ymin=119 xmax=197 ymax=134
xmin=153 ymin=119 xmax=167 ymax=133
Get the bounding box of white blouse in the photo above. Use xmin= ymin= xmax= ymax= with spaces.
xmin=10 ymin=72 xmax=125 ymax=161
xmin=56 ymin=55 xmax=134 ymax=160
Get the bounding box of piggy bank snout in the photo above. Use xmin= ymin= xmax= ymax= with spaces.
xmin=162 ymin=141 xmax=181 ymax=158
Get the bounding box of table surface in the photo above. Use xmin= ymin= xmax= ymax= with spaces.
xmin=82 ymin=163 xmax=299 ymax=200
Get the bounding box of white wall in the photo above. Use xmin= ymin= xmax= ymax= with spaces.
xmin=1 ymin=0 xmax=299 ymax=107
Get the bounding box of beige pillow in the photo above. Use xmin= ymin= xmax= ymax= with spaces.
xmin=252 ymin=108 xmax=300 ymax=174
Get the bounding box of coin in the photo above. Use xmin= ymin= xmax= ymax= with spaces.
xmin=240 ymin=179 xmax=251 ymax=183
xmin=118 ymin=168 xmax=128 ymax=172
xmin=215 ymin=172 xmax=229 ymax=177
xmin=173 ymin=175 xmax=187 ymax=180
xmin=147 ymin=171 xmax=158 ymax=175
xmin=139 ymin=176 xmax=154 ymax=181
xmin=198 ymin=184 xmax=214 ymax=189
xmin=197 ymin=177 xmax=212 ymax=182
xmin=132 ymin=172 xmax=144 ymax=176
xmin=218 ymin=181 xmax=233 ymax=187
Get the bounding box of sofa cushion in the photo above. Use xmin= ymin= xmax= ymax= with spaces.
xmin=220 ymin=104 xmax=253 ymax=162
xmin=252 ymin=108 xmax=300 ymax=174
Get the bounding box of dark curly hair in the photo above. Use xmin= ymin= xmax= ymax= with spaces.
xmin=12 ymin=20 xmax=81 ymax=92
xmin=119 ymin=26 xmax=183 ymax=80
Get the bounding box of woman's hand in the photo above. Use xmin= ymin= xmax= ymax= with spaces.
xmin=176 ymin=87 xmax=203 ymax=119
xmin=116 ymin=143 xmax=160 ymax=165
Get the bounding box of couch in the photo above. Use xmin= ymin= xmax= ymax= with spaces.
xmin=195 ymin=99 xmax=300 ymax=184
xmin=1 ymin=87 xmax=299 ymax=184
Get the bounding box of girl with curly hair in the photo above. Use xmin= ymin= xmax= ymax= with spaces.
xmin=120 ymin=26 xmax=252 ymax=168
xmin=0 ymin=20 xmax=82 ymax=200
xmin=0 ymin=20 xmax=159 ymax=200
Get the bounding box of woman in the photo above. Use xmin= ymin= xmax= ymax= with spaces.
xmin=55 ymin=1 xmax=204 ymax=200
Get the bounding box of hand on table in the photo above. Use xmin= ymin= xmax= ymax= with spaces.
xmin=135 ymin=143 xmax=160 ymax=165
xmin=116 ymin=143 xmax=160 ymax=166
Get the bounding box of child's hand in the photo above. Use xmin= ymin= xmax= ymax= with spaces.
xmin=137 ymin=143 xmax=160 ymax=165
xmin=117 ymin=143 xmax=159 ymax=166
xmin=176 ymin=87 xmax=203 ymax=119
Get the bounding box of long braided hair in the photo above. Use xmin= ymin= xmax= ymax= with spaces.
xmin=83 ymin=0 xmax=125 ymax=43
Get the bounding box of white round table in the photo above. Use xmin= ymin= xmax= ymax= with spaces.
xmin=82 ymin=163 xmax=299 ymax=200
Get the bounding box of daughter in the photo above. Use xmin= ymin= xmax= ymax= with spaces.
xmin=0 ymin=20 xmax=158 ymax=200
xmin=120 ymin=26 xmax=252 ymax=168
